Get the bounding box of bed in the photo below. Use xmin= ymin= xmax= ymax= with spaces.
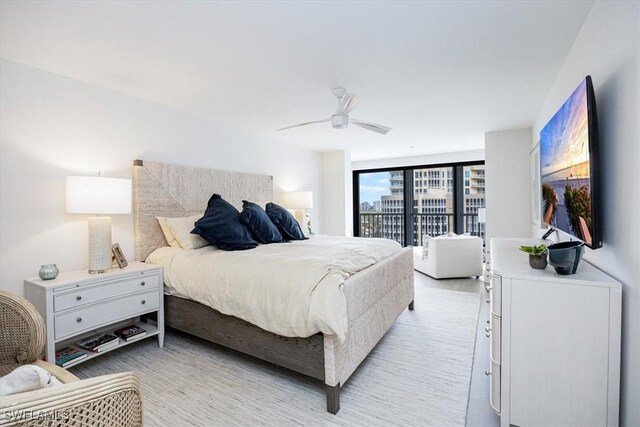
xmin=132 ymin=160 xmax=414 ymax=413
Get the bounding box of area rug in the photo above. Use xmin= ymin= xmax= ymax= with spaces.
xmin=71 ymin=287 xmax=480 ymax=426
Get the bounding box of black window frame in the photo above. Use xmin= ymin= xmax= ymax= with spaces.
xmin=353 ymin=160 xmax=485 ymax=246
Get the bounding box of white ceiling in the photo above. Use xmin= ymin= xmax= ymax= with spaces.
xmin=0 ymin=1 xmax=593 ymax=161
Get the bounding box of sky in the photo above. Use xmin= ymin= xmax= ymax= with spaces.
xmin=540 ymin=78 xmax=589 ymax=178
xmin=359 ymin=172 xmax=391 ymax=204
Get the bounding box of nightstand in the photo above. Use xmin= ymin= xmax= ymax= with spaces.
xmin=24 ymin=262 xmax=164 ymax=367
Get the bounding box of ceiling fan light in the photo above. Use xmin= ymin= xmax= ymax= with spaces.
xmin=331 ymin=115 xmax=349 ymax=129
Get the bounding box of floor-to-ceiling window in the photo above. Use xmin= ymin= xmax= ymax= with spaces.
xmin=354 ymin=161 xmax=485 ymax=246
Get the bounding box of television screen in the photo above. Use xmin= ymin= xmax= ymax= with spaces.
xmin=540 ymin=76 xmax=601 ymax=248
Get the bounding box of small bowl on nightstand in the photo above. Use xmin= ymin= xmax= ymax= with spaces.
xmin=39 ymin=264 xmax=59 ymax=280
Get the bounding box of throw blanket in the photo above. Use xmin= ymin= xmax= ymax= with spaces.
xmin=147 ymin=235 xmax=401 ymax=341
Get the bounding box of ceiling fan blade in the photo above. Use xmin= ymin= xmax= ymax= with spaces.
xmin=341 ymin=93 xmax=361 ymax=114
xmin=276 ymin=118 xmax=331 ymax=131
xmin=350 ymin=119 xmax=392 ymax=135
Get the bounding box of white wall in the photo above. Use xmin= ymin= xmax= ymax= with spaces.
xmin=532 ymin=2 xmax=640 ymax=424
xmin=352 ymin=149 xmax=484 ymax=171
xmin=0 ymin=60 xmax=323 ymax=296
xmin=484 ymin=128 xmax=532 ymax=243
xmin=321 ymin=150 xmax=352 ymax=236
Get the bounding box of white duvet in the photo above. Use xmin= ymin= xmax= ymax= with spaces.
xmin=147 ymin=235 xmax=401 ymax=341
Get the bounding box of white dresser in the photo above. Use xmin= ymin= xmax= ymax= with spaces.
xmin=488 ymin=238 xmax=621 ymax=427
xmin=24 ymin=262 xmax=164 ymax=366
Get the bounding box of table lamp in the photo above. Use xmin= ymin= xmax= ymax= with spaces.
xmin=282 ymin=190 xmax=313 ymax=234
xmin=66 ymin=176 xmax=132 ymax=273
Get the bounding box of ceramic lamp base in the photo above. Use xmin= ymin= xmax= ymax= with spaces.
xmin=291 ymin=209 xmax=312 ymax=236
xmin=88 ymin=216 xmax=112 ymax=273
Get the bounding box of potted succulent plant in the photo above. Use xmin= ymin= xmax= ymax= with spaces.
xmin=519 ymin=244 xmax=548 ymax=270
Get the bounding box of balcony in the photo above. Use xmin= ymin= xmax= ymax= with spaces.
xmin=358 ymin=212 xmax=485 ymax=246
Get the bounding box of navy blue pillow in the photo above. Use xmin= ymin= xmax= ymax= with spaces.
xmin=191 ymin=194 xmax=258 ymax=251
xmin=265 ymin=202 xmax=308 ymax=241
xmin=239 ymin=200 xmax=284 ymax=244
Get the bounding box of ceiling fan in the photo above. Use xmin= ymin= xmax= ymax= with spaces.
xmin=277 ymin=87 xmax=392 ymax=135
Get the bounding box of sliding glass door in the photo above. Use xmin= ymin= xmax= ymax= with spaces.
xmin=462 ymin=164 xmax=486 ymax=240
xmin=357 ymin=170 xmax=405 ymax=245
xmin=411 ymin=167 xmax=454 ymax=246
xmin=354 ymin=162 xmax=485 ymax=246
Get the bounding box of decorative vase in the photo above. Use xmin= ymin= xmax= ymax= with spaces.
xmin=39 ymin=264 xmax=59 ymax=280
xmin=548 ymin=241 xmax=585 ymax=275
xmin=528 ymin=254 xmax=548 ymax=270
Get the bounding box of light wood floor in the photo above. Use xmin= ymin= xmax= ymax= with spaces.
xmin=414 ymin=271 xmax=500 ymax=427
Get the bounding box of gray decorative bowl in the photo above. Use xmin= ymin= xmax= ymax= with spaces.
xmin=548 ymin=241 xmax=584 ymax=275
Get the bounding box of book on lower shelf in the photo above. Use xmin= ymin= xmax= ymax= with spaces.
xmin=114 ymin=324 xmax=147 ymax=342
xmin=55 ymin=347 xmax=88 ymax=368
xmin=95 ymin=340 xmax=120 ymax=352
xmin=77 ymin=333 xmax=120 ymax=352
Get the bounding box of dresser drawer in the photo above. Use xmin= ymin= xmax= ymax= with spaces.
xmin=490 ymin=273 xmax=502 ymax=317
xmin=54 ymin=290 xmax=159 ymax=340
xmin=490 ymin=362 xmax=501 ymax=414
xmin=54 ymin=273 xmax=159 ymax=312
xmin=490 ymin=313 xmax=501 ymax=364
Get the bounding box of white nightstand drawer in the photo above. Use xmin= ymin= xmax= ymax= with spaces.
xmin=54 ymin=290 xmax=160 ymax=340
xmin=54 ymin=273 xmax=159 ymax=312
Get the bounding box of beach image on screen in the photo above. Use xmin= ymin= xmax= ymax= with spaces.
xmin=540 ymin=79 xmax=592 ymax=245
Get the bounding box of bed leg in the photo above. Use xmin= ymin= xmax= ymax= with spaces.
xmin=326 ymin=384 xmax=340 ymax=414
xmin=408 ymin=300 xmax=414 ymax=311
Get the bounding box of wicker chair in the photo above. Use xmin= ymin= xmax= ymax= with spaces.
xmin=0 ymin=291 xmax=144 ymax=426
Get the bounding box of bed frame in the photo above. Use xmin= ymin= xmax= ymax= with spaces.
xmin=132 ymin=160 xmax=414 ymax=413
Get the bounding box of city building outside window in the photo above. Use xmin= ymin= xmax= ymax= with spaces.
xmin=355 ymin=162 xmax=485 ymax=246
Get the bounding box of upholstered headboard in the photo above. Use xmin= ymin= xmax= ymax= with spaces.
xmin=132 ymin=160 xmax=273 ymax=261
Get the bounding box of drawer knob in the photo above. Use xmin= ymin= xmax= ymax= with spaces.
xmin=486 ymin=299 xmax=490 ymax=304
xmin=76 ymin=295 xmax=82 ymax=301
xmin=485 ymin=370 xmax=492 ymax=376
xmin=141 ymin=300 xmax=146 ymax=305
xmin=76 ymin=317 xmax=82 ymax=323
xmin=141 ymin=281 xmax=145 ymax=286
xmin=485 ymin=327 xmax=491 ymax=333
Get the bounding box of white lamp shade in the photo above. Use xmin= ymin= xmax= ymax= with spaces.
xmin=282 ymin=191 xmax=313 ymax=209
xmin=66 ymin=176 xmax=132 ymax=214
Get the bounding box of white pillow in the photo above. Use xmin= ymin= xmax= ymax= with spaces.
xmin=157 ymin=215 xmax=209 ymax=250
xmin=0 ymin=365 xmax=62 ymax=396
xmin=157 ymin=217 xmax=180 ymax=248
xmin=446 ymin=231 xmax=458 ymax=237
xmin=422 ymin=234 xmax=433 ymax=259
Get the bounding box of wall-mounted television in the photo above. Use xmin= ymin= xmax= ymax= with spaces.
xmin=540 ymin=75 xmax=602 ymax=249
